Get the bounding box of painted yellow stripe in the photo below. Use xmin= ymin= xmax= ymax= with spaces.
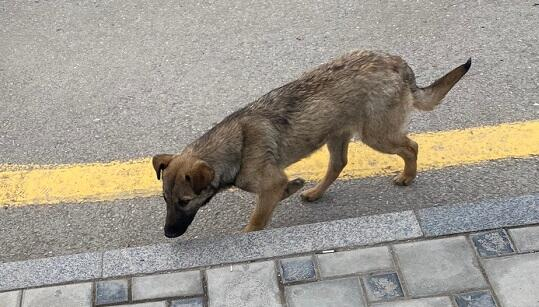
xmin=1 ymin=121 xmax=538 ymax=206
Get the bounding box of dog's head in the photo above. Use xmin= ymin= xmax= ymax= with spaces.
xmin=152 ymin=154 xmax=215 ymax=238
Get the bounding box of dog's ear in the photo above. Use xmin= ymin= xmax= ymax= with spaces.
xmin=152 ymin=154 xmax=174 ymax=180
xmin=187 ymin=160 xmax=215 ymax=194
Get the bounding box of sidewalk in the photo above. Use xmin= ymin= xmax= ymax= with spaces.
xmin=1 ymin=194 xmax=538 ymax=307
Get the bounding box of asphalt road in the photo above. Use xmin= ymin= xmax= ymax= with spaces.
xmin=1 ymin=0 xmax=538 ymax=262
xmin=1 ymin=0 xmax=538 ymax=164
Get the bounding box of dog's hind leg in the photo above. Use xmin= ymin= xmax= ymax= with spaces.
xmin=301 ymin=133 xmax=351 ymax=202
xmin=362 ymin=131 xmax=418 ymax=186
xmin=392 ymin=138 xmax=418 ymax=186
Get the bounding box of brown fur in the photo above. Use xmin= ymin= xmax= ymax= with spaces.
xmin=153 ymin=50 xmax=471 ymax=237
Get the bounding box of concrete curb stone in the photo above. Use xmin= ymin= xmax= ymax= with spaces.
xmin=418 ymin=193 xmax=539 ymax=236
xmin=102 ymin=210 xmax=421 ymax=278
xmin=0 ymin=253 xmax=101 ymax=291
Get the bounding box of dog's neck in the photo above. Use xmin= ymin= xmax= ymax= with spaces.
xmin=183 ymin=121 xmax=244 ymax=189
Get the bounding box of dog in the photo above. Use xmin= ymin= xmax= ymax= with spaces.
xmin=153 ymin=50 xmax=471 ymax=238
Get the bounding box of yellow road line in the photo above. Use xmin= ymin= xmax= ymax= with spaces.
xmin=1 ymin=121 xmax=538 ymax=206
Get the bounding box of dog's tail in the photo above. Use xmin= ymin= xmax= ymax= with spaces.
xmin=412 ymin=58 xmax=471 ymax=111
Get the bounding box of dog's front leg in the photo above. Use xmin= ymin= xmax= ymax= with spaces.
xmin=243 ymin=168 xmax=289 ymax=232
xmin=301 ymin=134 xmax=350 ymax=202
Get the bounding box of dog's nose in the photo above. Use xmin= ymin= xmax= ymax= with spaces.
xmin=164 ymin=225 xmax=187 ymax=238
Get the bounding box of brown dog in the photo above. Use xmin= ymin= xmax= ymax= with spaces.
xmin=153 ymin=50 xmax=471 ymax=238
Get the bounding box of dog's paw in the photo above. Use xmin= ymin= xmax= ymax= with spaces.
xmin=282 ymin=178 xmax=306 ymax=200
xmin=288 ymin=178 xmax=306 ymax=191
xmin=242 ymin=225 xmax=258 ymax=233
xmin=300 ymin=188 xmax=322 ymax=202
xmin=241 ymin=224 xmax=264 ymax=232
xmin=393 ymin=173 xmax=415 ymax=186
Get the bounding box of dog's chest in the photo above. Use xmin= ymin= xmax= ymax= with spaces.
xmin=216 ymin=165 xmax=240 ymax=188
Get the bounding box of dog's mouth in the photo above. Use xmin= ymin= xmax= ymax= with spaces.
xmin=164 ymin=223 xmax=190 ymax=238
xmin=164 ymin=212 xmax=195 ymax=238
xmin=164 ymin=227 xmax=186 ymax=238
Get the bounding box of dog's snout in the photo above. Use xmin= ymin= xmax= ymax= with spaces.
xmin=164 ymin=211 xmax=196 ymax=238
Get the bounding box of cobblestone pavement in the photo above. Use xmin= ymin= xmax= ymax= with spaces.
xmin=1 ymin=223 xmax=538 ymax=307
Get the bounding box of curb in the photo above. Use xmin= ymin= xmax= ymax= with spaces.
xmin=1 ymin=193 xmax=537 ymax=292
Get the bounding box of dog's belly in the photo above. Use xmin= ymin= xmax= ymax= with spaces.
xmin=276 ymin=123 xmax=353 ymax=168
xmin=278 ymin=140 xmax=326 ymax=168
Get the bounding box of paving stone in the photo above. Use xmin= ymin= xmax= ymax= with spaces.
xmin=508 ymin=225 xmax=539 ymax=252
xmin=454 ymin=290 xmax=497 ymax=307
xmin=418 ymin=194 xmax=539 ymax=236
xmin=470 ymin=229 xmax=514 ymax=257
xmin=0 ymin=291 xmax=21 ymax=307
xmin=317 ymin=246 xmax=393 ymax=278
xmin=21 ymin=283 xmax=92 ymax=307
xmin=170 ymin=297 xmax=204 ymax=307
xmin=206 ymin=261 xmax=282 ymax=307
xmin=371 ymin=297 xmax=453 ymax=307
xmin=95 ymin=279 xmax=128 ymax=305
xmin=362 ymin=272 xmax=404 ymax=302
xmin=394 ymin=236 xmax=486 ymax=296
xmin=279 ymin=256 xmax=316 ymax=284
xmin=0 ymin=252 xmax=101 ymax=291
xmin=132 ymin=270 xmax=203 ymax=300
xmin=483 ymin=253 xmax=539 ymax=307
xmin=102 ymin=211 xmax=421 ymax=277
xmin=116 ymin=303 xmax=166 ymax=307
xmin=285 ymin=277 xmax=365 ymax=307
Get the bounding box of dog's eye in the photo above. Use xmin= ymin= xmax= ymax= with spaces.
xmin=185 ymin=175 xmax=191 ymax=182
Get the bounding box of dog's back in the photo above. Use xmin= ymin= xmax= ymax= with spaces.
xmin=223 ymin=50 xmax=470 ymax=167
